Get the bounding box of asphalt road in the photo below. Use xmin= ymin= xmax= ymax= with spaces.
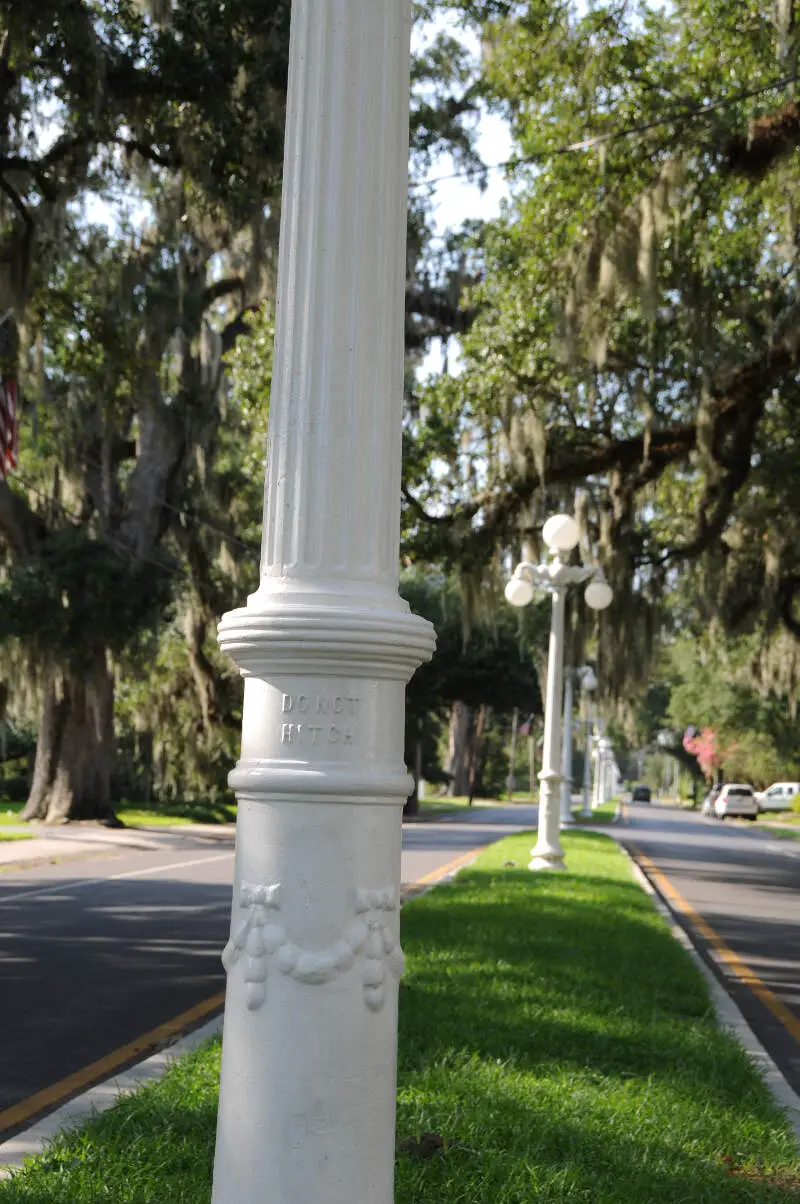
xmin=0 ymin=804 xmax=534 ymax=1134
xmin=621 ymin=803 xmax=800 ymax=1095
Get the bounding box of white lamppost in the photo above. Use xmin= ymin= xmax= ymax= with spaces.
xmin=211 ymin=5 xmax=436 ymax=1203
xmin=560 ymin=669 xmax=575 ymax=827
xmin=578 ymin=667 xmax=597 ymax=818
xmin=505 ymin=515 xmax=613 ymax=870
xmin=560 ymin=665 xmax=596 ymax=826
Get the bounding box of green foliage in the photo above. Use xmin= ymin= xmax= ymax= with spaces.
xmin=224 ymin=303 xmax=274 ymax=483
xmin=115 ymin=623 xmax=241 ymax=803
xmin=658 ymin=631 xmax=800 ymax=785
xmin=404 ymin=0 xmax=800 ymax=718
xmin=791 ymin=795 xmax=800 ymax=814
xmin=0 ymin=529 xmax=173 ymax=664
xmin=402 ymin=572 xmax=545 ymax=717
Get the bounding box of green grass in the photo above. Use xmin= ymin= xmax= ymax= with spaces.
xmin=756 ymin=812 xmax=800 ymax=828
xmin=758 ymin=826 xmax=800 ymax=842
xmin=2 ymin=831 xmax=798 ymax=1202
xmin=417 ymin=795 xmax=531 ymax=818
xmin=0 ymin=830 xmax=33 ymax=842
xmin=573 ymin=799 xmax=619 ymax=824
xmin=0 ymin=799 xmax=237 ymax=829
xmin=116 ymin=800 xmax=236 ymax=828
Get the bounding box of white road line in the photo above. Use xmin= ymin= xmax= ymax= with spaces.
xmin=0 ymin=852 xmax=235 ymax=906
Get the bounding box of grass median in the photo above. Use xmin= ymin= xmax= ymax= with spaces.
xmin=2 ymin=831 xmax=798 ymax=1202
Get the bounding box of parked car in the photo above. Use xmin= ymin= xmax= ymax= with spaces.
xmin=755 ymin=782 xmax=800 ymax=813
xmin=701 ymin=786 xmax=720 ymax=816
xmin=631 ymin=784 xmax=652 ymax=803
xmin=714 ymin=783 xmax=758 ymax=820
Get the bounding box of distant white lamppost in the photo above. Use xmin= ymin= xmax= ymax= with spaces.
xmin=593 ymin=733 xmax=610 ymax=808
xmin=560 ymin=670 xmax=575 ymax=827
xmin=578 ymin=667 xmax=597 ymax=818
xmin=210 ymin=5 xmax=436 ymax=1203
xmin=560 ymin=665 xmax=596 ymax=827
xmin=505 ymin=515 xmax=613 ymax=870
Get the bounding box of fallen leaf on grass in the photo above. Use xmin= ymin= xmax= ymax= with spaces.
xmin=397 ymin=1132 xmax=474 ymax=1160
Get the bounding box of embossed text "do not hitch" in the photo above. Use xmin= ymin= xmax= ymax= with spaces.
xmin=281 ymin=693 xmax=361 ymax=749
xmin=282 ymin=693 xmax=361 ymax=716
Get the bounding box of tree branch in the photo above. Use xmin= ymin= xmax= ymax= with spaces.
xmin=114 ymin=138 xmax=181 ymax=169
xmin=0 ymin=175 xmax=32 ymax=230
xmin=779 ymin=574 xmax=800 ymax=639
xmin=0 ymin=480 xmax=49 ymax=558
xmin=725 ymin=98 xmax=800 ymax=179
xmin=413 ymin=298 xmax=800 ymax=560
xmin=203 ymin=277 xmax=246 ymax=312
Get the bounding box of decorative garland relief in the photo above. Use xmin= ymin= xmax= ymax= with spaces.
xmin=222 ymin=883 xmax=405 ymax=1013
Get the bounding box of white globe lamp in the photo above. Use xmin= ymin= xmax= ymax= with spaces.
xmin=585 ymin=578 xmax=613 ymax=611
xmin=542 ymin=514 xmax=580 ymax=554
xmin=580 ymin=666 xmax=598 ymax=692
xmin=505 ymin=571 xmax=535 ymax=608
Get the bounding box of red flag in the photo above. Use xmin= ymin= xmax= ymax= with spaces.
xmin=0 ymin=378 xmax=18 ymax=479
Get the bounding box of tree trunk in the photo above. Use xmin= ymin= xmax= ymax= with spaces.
xmin=403 ymin=729 xmax=423 ymax=819
xmin=448 ymin=701 xmax=471 ymax=796
xmin=183 ymin=606 xmax=219 ymax=732
xmin=507 ymin=707 xmax=518 ymax=800
xmin=22 ymin=652 xmax=115 ymax=823
xmin=467 ymin=705 xmax=490 ymax=806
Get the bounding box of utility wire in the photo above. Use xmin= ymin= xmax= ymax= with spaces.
xmin=76 ymin=450 xmax=261 ymax=556
xmin=12 ymin=446 xmax=261 ymax=559
xmin=410 ymin=71 xmax=799 ymax=190
xmin=6 ymin=469 xmax=187 ymax=581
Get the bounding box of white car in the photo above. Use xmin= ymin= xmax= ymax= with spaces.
xmin=755 ymin=782 xmax=800 ymax=813
xmin=714 ymin=784 xmax=758 ymax=820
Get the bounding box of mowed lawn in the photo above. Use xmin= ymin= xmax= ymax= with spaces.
xmin=1 ymin=832 xmax=798 ymax=1202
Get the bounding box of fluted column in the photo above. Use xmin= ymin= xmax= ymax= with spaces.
xmin=211 ymin=4 xmax=435 ymax=1203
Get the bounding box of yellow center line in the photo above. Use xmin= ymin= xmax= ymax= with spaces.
xmin=404 ymin=848 xmax=481 ymax=889
xmin=2 ymin=848 xmax=481 ymax=1140
xmin=629 ymin=843 xmax=800 ymax=1046
xmin=0 ymin=990 xmax=226 ymax=1137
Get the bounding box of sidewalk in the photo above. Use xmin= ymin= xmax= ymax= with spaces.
xmin=0 ymin=822 xmax=235 ymax=871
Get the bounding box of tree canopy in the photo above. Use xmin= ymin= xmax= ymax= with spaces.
xmin=405 ymin=0 xmax=800 ymax=714
xmin=2 ymin=0 xmax=799 ymax=819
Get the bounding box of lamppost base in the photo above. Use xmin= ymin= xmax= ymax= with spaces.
xmin=528 ymin=847 xmax=567 ymax=872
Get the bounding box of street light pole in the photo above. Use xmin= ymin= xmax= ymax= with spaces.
xmin=576 ymin=666 xmax=597 ymax=819
xmin=211 ymin=5 xmax=435 ymax=1202
xmin=535 ymin=567 xmax=569 ymax=867
xmin=560 ymin=669 xmax=575 ymax=827
xmin=582 ymin=716 xmax=593 ymax=817
xmin=505 ymin=515 xmax=613 ymax=871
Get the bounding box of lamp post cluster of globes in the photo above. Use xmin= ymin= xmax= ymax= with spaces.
xmin=505 ymin=513 xmax=614 ymax=872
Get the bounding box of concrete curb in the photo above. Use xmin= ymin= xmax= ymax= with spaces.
xmin=621 ymin=844 xmax=800 ymax=1145
xmin=0 ymin=1014 xmax=224 ymax=1176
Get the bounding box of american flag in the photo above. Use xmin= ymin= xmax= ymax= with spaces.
xmin=0 ymin=378 xmax=18 ymax=479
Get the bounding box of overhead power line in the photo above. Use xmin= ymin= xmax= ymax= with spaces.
xmin=6 ymin=469 xmax=186 ymax=581
xmin=410 ymin=71 xmax=798 ymax=191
